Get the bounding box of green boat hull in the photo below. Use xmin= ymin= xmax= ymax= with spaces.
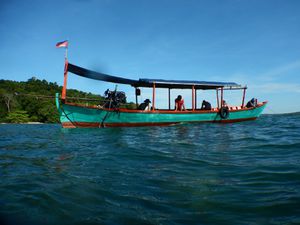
xmin=56 ymin=94 xmax=267 ymax=128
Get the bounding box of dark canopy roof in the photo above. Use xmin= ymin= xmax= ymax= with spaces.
xmin=67 ymin=63 xmax=242 ymax=90
xmin=135 ymin=79 xmax=240 ymax=89
xmin=68 ymin=63 xmax=137 ymax=85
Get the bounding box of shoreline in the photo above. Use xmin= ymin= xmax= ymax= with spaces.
xmin=0 ymin=122 xmax=45 ymax=124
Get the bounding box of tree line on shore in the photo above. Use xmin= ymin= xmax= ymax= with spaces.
xmin=0 ymin=77 xmax=130 ymax=123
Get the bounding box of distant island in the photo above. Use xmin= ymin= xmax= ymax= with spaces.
xmin=0 ymin=77 xmax=109 ymax=123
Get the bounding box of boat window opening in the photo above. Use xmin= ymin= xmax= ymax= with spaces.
xmin=218 ymin=87 xmax=248 ymax=108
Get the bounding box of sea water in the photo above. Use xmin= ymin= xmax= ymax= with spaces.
xmin=0 ymin=114 xmax=300 ymax=225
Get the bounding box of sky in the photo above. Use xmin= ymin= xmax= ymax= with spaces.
xmin=0 ymin=0 xmax=299 ymax=113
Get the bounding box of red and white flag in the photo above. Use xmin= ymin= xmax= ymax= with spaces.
xmin=56 ymin=40 xmax=68 ymax=48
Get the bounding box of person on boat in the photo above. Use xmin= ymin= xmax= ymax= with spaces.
xmin=175 ymin=95 xmax=185 ymax=111
xmin=201 ymin=100 xmax=212 ymax=110
xmin=138 ymin=99 xmax=151 ymax=110
xmin=246 ymin=98 xmax=257 ymax=108
xmin=222 ymin=100 xmax=228 ymax=107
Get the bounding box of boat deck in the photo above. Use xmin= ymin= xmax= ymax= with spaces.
xmin=63 ymin=101 xmax=267 ymax=114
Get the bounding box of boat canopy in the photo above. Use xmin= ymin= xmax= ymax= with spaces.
xmin=134 ymin=79 xmax=240 ymax=89
xmin=68 ymin=63 xmax=242 ymax=90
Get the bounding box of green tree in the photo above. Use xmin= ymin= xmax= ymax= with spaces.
xmin=0 ymin=90 xmax=14 ymax=112
xmin=6 ymin=110 xmax=30 ymax=123
xmin=37 ymin=102 xmax=59 ymax=123
xmin=0 ymin=78 xmax=105 ymax=123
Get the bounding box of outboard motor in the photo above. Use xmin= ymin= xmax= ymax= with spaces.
xmin=104 ymin=89 xmax=127 ymax=109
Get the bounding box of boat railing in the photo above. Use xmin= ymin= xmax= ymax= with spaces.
xmin=64 ymin=95 xmax=267 ymax=112
xmin=64 ymin=97 xmax=137 ymax=109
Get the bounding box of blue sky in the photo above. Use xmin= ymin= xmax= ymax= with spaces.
xmin=0 ymin=0 xmax=299 ymax=113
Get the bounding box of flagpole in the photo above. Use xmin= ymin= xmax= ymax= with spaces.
xmin=62 ymin=42 xmax=69 ymax=103
xmin=65 ymin=47 xmax=68 ymax=61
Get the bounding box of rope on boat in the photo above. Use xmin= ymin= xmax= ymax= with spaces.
xmin=99 ymin=86 xmax=114 ymax=127
xmin=14 ymin=92 xmax=134 ymax=106
xmin=60 ymin=105 xmax=78 ymax=128
xmin=14 ymin=92 xmax=102 ymax=101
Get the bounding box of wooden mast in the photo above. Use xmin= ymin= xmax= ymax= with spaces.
xmin=216 ymin=89 xmax=219 ymax=109
xmin=221 ymin=87 xmax=224 ymax=107
xmin=152 ymin=82 xmax=156 ymax=111
xmin=192 ymin=85 xmax=195 ymax=111
xmin=168 ymin=88 xmax=171 ymax=110
xmin=135 ymin=88 xmax=138 ymax=107
xmin=242 ymin=87 xmax=247 ymax=108
xmin=195 ymin=89 xmax=197 ymax=109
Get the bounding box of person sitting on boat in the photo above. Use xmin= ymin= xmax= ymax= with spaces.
xmin=201 ymin=100 xmax=212 ymax=110
xmin=138 ymin=99 xmax=151 ymax=110
xmin=246 ymin=98 xmax=257 ymax=108
xmin=175 ymin=95 xmax=185 ymax=111
xmin=222 ymin=100 xmax=228 ymax=108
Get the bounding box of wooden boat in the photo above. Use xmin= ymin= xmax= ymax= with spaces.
xmin=55 ymin=62 xmax=267 ymax=128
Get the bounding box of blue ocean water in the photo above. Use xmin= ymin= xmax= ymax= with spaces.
xmin=0 ymin=114 xmax=300 ymax=225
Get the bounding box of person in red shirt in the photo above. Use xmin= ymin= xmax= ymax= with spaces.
xmin=175 ymin=95 xmax=185 ymax=111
